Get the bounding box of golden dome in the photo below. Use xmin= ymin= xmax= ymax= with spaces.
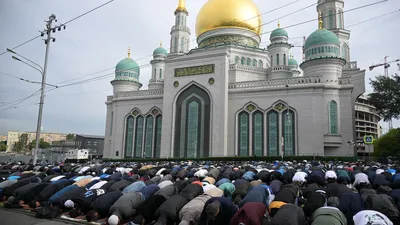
xmin=195 ymin=0 xmax=262 ymax=37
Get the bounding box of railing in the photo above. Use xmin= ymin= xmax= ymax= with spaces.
xmin=115 ymin=89 xmax=164 ymax=98
xmin=229 ymin=64 xmax=268 ymax=73
xmin=269 ymin=65 xmax=292 ymax=71
xmin=149 ymin=78 xmax=164 ymax=84
xmin=228 ymin=76 xmax=322 ymax=89
xmin=345 ymin=61 xmax=358 ymax=69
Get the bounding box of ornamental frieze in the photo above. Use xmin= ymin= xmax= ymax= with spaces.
xmin=174 ymin=64 xmax=215 ymax=77
xmin=199 ymin=35 xmax=259 ymax=48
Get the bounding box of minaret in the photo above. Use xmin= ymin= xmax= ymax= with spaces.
xmin=111 ymin=47 xmax=142 ymax=94
xmin=170 ymin=0 xmax=190 ymax=55
xmin=317 ymin=0 xmax=351 ymax=63
xmin=267 ymin=21 xmax=293 ymax=79
xmin=148 ymin=41 xmax=167 ymax=90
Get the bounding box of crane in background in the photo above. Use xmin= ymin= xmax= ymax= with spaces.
xmin=369 ymin=56 xmax=400 ymax=130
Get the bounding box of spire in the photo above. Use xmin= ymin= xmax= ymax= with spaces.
xmin=127 ymin=46 xmax=131 ymax=58
xmin=278 ymin=21 xmax=281 ymax=28
xmin=290 ymin=52 xmax=293 ymax=58
xmin=318 ymin=12 xmax=323 ymax=29
xmin=160 ymin=41 xmax=162 ymax=47
xmin=175 ymin=0 xmax=187 ymax=13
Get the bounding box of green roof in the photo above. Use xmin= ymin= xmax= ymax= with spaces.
xmin=270 ymin=28 xmax=288 ymax=39
xmin=288 ymin=57 xmax=298 ymax=66
xmin=304 ymin=29 xmax=340 ymax=49
xmin=153 ymin=46 xmax=168 ymax=56
xmin=115 ymin=58 xmax=139 ymax=73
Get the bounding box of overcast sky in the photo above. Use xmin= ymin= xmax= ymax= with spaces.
xmin=0 ymin=0 xmax=399 ymax=136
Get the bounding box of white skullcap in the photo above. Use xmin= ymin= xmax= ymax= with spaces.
xmin=375 ymin=169 xmax=384 ymax=174
xmin=292 ymin=172 xmax=308 ymax=183
xmin=64 ymin=200 xmax=74 ymax=208
xmin=325 ymin=170 xmax=337 ymax=180
xmin=108 ymin=215 xmax=119 ymax=225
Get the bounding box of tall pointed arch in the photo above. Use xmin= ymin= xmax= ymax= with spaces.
xmin=174 ymin=84 xmax=211 ymax=158
xmin=124 ymin=116 xmax=134 ymax=158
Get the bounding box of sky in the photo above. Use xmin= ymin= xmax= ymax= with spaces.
xmin=0 ymin=0 xmax=399 ymax=136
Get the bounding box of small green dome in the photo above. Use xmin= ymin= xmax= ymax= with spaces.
xmin=115 ymin=58 xmax=139 ymax=73
xmin=153 ymin=46 xmax=168 ymax=56
xmin=270 ymin=28 xmax=288 ymax=39
xmin=304 ymin=29 xmax=340 ymax=49
xmin=288 ymin=57 xmax=298 ymax=66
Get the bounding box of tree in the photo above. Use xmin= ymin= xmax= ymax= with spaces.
xmin=0 ymin=141 xmax=6 ymax=152
xmin=28 ymin=138 xmax=51 ymax=150
xmin=373 ymin=128 xmax=400 ymax=157
xmin=368 ymin=74 xmax=400 ymax=121
xmin=13 ymin=133 xmax=28 ymax=153
xmin=66 ymin=133 xmax=76 ymax=141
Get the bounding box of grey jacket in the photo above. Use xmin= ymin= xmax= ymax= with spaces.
xmin=109 ymin=192 xmax=145 ymax=219
xmin=179 ymin=194 xmax=212 ymax=224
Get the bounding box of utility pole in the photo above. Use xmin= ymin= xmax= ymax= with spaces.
xmin=33 ymin=14 xmax=62 ymax=165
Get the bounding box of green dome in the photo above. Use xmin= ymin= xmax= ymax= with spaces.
xmin=288 ymin=57 xmax=298 ymax=66
xmin=153 ymin=46 xmax=168 ymax=56
xmin=115 ymin=58 xmax=139 ymax=73
xmin=304 ymin=29 xmax=340 ymax=49
xmin=270 ymin=28 xmax=288 ymax=39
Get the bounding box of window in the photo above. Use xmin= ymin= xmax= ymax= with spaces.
xmin=342 ymin=44 xmax=349 ymax=61
xmin=174 ymin=37 xmax=178 ymax=52
xmin=154 ymin=115 xmax=162 ymax=158
xmin=252 ymin=59 xmax=257 ymax=67
xmin=235 ymin=56 xmax=239 ymax=64
xmin=241 ymin=57 xmax=245 ymax=65
xmin=116 ymin=151 xmax=119 ymax=157
xmin=283 ymin=54 xmax=286 ymax=65
xmin=329 ymin=101 xmax=338 ymax=134
xmin=124 ymin=116 xmax=134 ymax=158
xmin=154 ymin=69 xmax=156 ymax=78
xmin=282 ymin=110 xmax=295 ymax=156
xmin=177 ymin=16 xmax=180 ymax=26
xmin=93 ymin=141 xmax=97 ymax=146
xmin=252 ymin=111 xmax=264 ymax=156
xmin=329 ymin=10 xmax=334 ymax=29
xmin=321 ymin=13 xmax=324 ymax=28
xmin=159 ymin=68 xmax=162 ymax=79
xmin=187 ymin=101 xmax=199 ymax=158
xmin=144 ymin=116 xmax=154 ymax=158
xmin=134 ymin=116 xmax=144 ymax=158
xmin=181 ymin=37 xmax=185 ymax=52
xmin=258 ymin=60 xmax=263 ymax=68
xmin=247 ymin=58 xmax=251 ymax=66
xmin=271 ymin=56 xmax=273 ymax=66
xmin=267 ymin=111 xmax=279 ymax=156
xmin=337 ymin=10 xmax=342 ymax=28
xmin=238 ymin=112 xmax=249 ymax=156
xmin=87 ymin=141 xmax=91 ymax=145
xmin=276 ymin=54 xmax=279 ymax=65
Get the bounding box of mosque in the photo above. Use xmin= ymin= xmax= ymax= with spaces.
xmin=103 ymin=0 xmax=366 ymax=159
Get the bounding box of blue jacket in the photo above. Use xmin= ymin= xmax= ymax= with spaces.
xmin=140 ymin=184 xmax=160 ymax=200
xmin=239 ymin=185 xmax=269 ymax=208
xmin=215 ymin=178 xmax=230 ymax=187
xmin=122 ymin=181 xmax=146 ymax=194
xmin=242 ymin=171 xmax=255 ymax=181
xmin=49 ymin=185 xmax=79 ymax=203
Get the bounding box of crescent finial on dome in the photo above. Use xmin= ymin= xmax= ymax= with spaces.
xmin=127 ymin=46 xmax=131 ymax=58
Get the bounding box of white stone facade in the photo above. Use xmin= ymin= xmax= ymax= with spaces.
xmin=103 ymin=0 xmax=366 ymax=159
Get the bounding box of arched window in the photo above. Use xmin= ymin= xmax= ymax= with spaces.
xmin=235 ymin=56 xmax=240 ymax=64
xmin=247 ymin=58 xmax=251 ymax=66
xmin=159 ymin=68 xmax=162 ymax=79
xmin=238 ymin=111 xmax=249 ymax=156
xmin=144 ymin=116 xmax=154 ymax=158
xmin=174 ymin=37 xmax=178 ymax=52
xmin=321 ymin=13 xmax=325 ymax=28
xmin=124 ymin=116 xmax=134 ymax=158
xmin=282 ymin=109 xmax=295 ymax=156
xmin=177 ymin=16 xmax=180 ymax=26
xmin=109 ymin=111 xmax=113 ymax=136
xmin=241 ymin=57 xmax=245 ymax=65
xmin=267 ymin=110 xmax=279 ymax=156
xmin=154 ymin=69 xmax=156 ymax=78
xmin=252 ymin=59 xmax=257 ymax=67
xmin=276 ymin=54 xmax=280 ymax=65
xmin=134 ymin=116 xmax=144 ymax=158
xmin=329 ymin=101 xmax=338 ymax=134
xmin=116 ymin=151 xmax=119 ymax=157
xmin=283 ymin=54 xmax=287 ymax=65
xmin=181 ymin=37 xmax=185 ymax=52
xmin=174 ymin=85 xmax=211 ymax=158
xmin=329 ymin=10 xmax=334 ymax=29
xmin=258 ymin=60 xmax=263 ymax=68
xmin=252 ymin=111 xmax=264 ymax=156
xmin=154 ymin=115 xmax=162 ymax=158
xmin=271 ymin=56 xmax=273 ymax=66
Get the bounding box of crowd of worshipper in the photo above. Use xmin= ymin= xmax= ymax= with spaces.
xmin=1 ymin=160 xmax=400 ymax=225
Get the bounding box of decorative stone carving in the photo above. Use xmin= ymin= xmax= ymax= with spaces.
xmin=274 ymin=103 xmax=286 ymax=111
xmin=199 ymin=35 xmax=259 ymax=48
xmin=246 ymin=104 xmax=255 ymax=112
xmin=173 ymin=81 xmax=180 ymax=87
xmin=208 ymin=78 xmax=215 ymax=85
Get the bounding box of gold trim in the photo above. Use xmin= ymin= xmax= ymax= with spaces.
xmin=174 ymin=64 xmax=215 ymax=77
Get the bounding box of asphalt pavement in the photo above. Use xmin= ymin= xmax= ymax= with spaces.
xmin=0 ymin=208 xmax=81 ymax=225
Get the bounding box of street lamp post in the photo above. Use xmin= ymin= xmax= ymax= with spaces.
xmin=7 ymin=14 xmax=57 ymax=164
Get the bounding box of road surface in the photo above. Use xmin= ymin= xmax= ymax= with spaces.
xmin=0 ymin=208 xmax=82 ymax=225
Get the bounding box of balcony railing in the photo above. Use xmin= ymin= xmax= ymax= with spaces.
xmin=149 ymin=78 xmax=164 ymax=84
xmin=345 ymin=61 xmax=358 ymax=69
xmin=115 ymin=89 xmax=164 ymax=98
xmin=229 ymin=64 xmax=268 ymax=73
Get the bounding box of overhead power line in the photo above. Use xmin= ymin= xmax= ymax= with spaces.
xmin=0 ymin=0 xmax=116 ymax=57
